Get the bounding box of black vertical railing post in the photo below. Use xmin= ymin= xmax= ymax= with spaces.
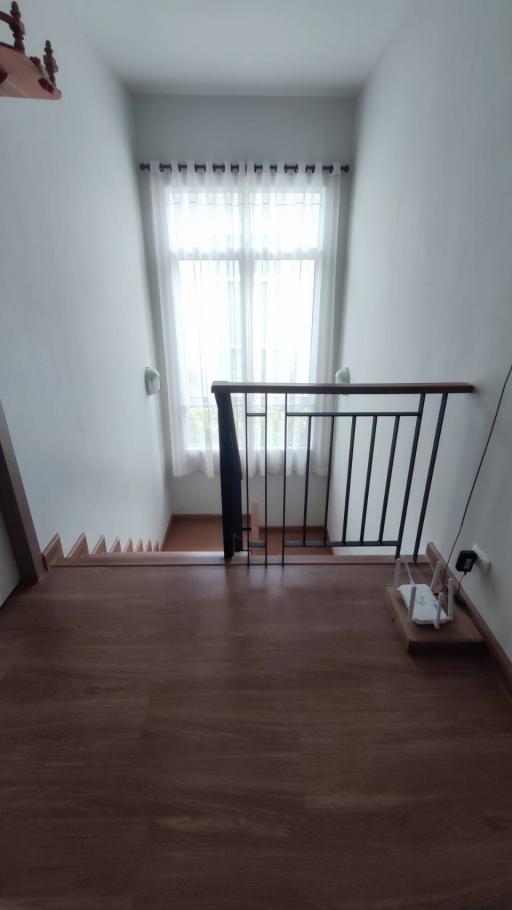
xmin=342 ymin=416 xmax=357 ymax=544
xmin=244 ymin=393 xmax=250 ymax=565
xmin=264 ymin=393 xmax=268 ymax=566
xmin=323 ymin=416 xmax=335 ymax=546
xmin=360 ymin=415 xmax=377 ymax=543
xmin=379 ymin=415 xmax=400 ymax=543
xmin=281 ymin=394 xmax=288 ymax=566
xmin=302 ymin=416 xmax=312 ymax=546
xmin=395 ymin=394 xmax=425 ymax=559
xmin=215 ymin=392 xmax=243 ymax=560
xmin=413 ymin=392 xmax=448 ymax=563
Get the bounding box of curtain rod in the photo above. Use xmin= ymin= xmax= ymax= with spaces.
xmin=138 ymin=162 xmax=350 ymax=174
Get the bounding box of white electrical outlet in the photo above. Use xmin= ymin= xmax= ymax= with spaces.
xmin=472 ymin=544 xmax=491 ymax=575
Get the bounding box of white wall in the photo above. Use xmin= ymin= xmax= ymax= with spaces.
xmin=335 ymin=0 xmax=512 ymax=654
xmin=132 ymin=94 xmax=355 ymax=164
xmin=0 ymin=0 xmax=171 ymax=585
xmin=132 ymin=93 xmax=356 ymax=520
xmin=170 ymin=472 xmax=328 ymax=526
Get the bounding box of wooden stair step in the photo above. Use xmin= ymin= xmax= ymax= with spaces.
xmin=42 ymin=533 xmax=64 ymax=568
xmin=56 ymin=552 xmax=428 ymax=568
xmin=91 ymin=535 xmax=107 ymax=555
xmin=58 ymin=551 xmax=227 ymax=567
xmin=66 ymin=533 xmax=88 ymax=559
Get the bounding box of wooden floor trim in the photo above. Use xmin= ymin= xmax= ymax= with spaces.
xmin=57 ymin=553 xmax=229 ymax=567
xmin=56 ymin=552 xmax=427 ymax=569
xmin=66 ymin=533 xmax=89 ymax=559
xmin=426 ymin=541 xmax=512 ymax=698
xmin=246 ymin=554 xmax=405 ymax=566
xmin=385 ymin=583 xmax=483 ymax=653
xmin=91 ymin=535 xmax=107 ymax=555
xmin=42 ymin=533 xmax=64 ymax=568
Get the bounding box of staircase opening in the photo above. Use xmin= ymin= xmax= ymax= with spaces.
xmin=162 ymin=514 xmax=333 ymax=556
xmin=213 ymin=379 xmax=475 ymax=566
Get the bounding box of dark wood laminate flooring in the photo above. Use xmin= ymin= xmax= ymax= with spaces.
xmin=0 ymin=563 xmax=512 ymax=909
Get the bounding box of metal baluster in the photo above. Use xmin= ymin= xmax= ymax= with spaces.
xmin=379 ymin=415 xmax=400 ymax=544
xmin=342 ymin=416 xmax=356 ymax=544
xmin=323 ymin=416 xmax=335 ymax=546
xmin=302 ymin=416 xmax=312 ymax=546
xmin=245 ymin=393 xmax=250 ymax=566
xmin=281 ymin=394 xmax=288 ymax=566
xmin=413 ymin=393 xmax=448 ymax=563
xmin=264 ymin=393 xmax=268 ymax=566
xmin=395 ymin=394 xmax=425 ymax=558
xmin=215 ymin=392 xmax=243 ymax=560
xmin=360 ymin=416 xmax=377 ymax=543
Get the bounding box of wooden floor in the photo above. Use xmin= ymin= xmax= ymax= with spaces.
xmin=1 ymin=562 xmax=512 ymax=909
xmin=164 ymin=515 xmax=332 ymax=555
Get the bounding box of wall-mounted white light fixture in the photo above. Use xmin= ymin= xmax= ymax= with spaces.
xmin=145 ymin=367 xmax=160 ymax=395
xmin=335 ymin=366 xmax=350 ymax=384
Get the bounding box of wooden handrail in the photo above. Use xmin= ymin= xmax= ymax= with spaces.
xmin=211 ymin=381 xmax=475 ymax=395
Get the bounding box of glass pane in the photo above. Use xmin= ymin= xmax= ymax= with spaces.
xmin=252 ymin=260 xmax=315 ymax=382
xmin=249 ymin=190 xmax=322 ymax=252
xmin=166 ymin=188 xmax=324 ymax=455
xmin=168 ymin=190 xmax=242 ymax=253
xmin=176 ymin=260 xmax=242 ymax=451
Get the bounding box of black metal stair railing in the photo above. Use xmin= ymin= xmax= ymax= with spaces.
xmin=214 ymin=391 xmax=244 ymax=560
xmin=213 ymin=381 xmax=474 ymax=565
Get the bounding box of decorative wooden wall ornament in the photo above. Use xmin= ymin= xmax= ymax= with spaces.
xmin=0 ymin=2 xmax=61 ymax=99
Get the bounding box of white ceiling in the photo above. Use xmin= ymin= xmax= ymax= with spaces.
xmin=66 ymin=0 xmax=412 ymax=96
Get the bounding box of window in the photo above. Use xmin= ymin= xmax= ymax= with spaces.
xmin=147 ymin=163 xmax=341 ymax=477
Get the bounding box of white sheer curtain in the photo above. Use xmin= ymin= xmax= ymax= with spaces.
xmin=145 ymin=160 xmax=342 ymax=478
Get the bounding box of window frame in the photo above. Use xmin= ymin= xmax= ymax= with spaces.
xmin=167 ymin=184 xmax=326 ymax=455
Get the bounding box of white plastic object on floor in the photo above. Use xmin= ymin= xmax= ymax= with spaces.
xmin=398 ymin=584 xmax=450 ymax=628
xmin=394 ymin=558 xmax=455 ymax=630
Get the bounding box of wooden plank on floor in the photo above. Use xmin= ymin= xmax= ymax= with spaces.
xmin=91 ymin=536 xmax=107 ymax=555
xmin=385 ymin=585 xmax=484 ymax=652
xmin=58 ymin=553 xmax=428 ymax=569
